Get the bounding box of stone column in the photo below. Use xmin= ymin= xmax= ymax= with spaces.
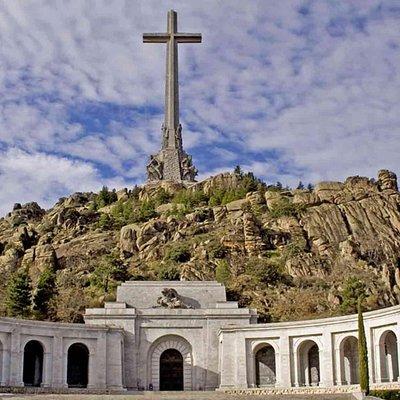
xmin=52 ymin=335 xmax=64 ymax=388
xmin=9 ymin=330 xmax=23 ymax=387
xmin=293 ymin=345 xmax=300 ymax=387
xmin=304 ymin=351 xmax=309 ymax=386
xmin=95 ymin=334 xmax=107 ymax=389
xmin=234 ymin=333 xmax=248 ymax=388
xmin=365 ymin=323 xmax=375 ymax=385
xmin=87 ymin=345 xmax=97 ymax=389
xmin=248 ymin=351 xmax=255 ymax=388
xmin=320 ymin=330 xmax=334 ymax=387
xmin=1 ymin=346 xmax=11 ymax=386
xmin=42 ymin=351 xmax=52 ymax=387
xmin=334 ymin=347 xmax=343 ymax=385
xmin=277 ymin=334 xmax=291 ymax=388
xmin=62 ymin=343 xmax=68 ymax=388
xmin=218 ymin=332 xmax=235 ymax=388
xmin=375 ymin=343 xmax=383 ymax=383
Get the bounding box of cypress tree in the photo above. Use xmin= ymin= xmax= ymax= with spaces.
xmin=358 ymin=297 xmax=369 ymax=395
xmin=5 ymin=268 xmax=32 ymax=317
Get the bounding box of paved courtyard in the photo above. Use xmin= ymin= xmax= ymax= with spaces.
xmin=0 ymin=391 xmax=356 ymax=400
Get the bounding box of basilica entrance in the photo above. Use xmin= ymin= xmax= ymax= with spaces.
xmin=159 ymin=348 xmax=184 ymax=391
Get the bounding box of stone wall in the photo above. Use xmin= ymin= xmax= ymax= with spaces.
xmin=0 ymin=318 xmax=124 ymax=390
xmin=219 ymin=305 xmax=400 ymax=390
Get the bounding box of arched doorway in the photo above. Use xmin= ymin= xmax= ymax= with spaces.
xmin=160 ymin=349 xmax=183 ymax=391
xmin=380 ymin=330 xmax=399 ymax=382
xmin=23 ymin=340 xmax=44 ymax=387
xmin=341 ymin=336 xmax=359 ymax=384
xmin=67 ymin=343 xmax=89 ymax=388
xmin=298 ymin=340 xmax=320 ymax=386
xmin=149 ymin=335 xmax=193 ymax=390
xmin=255 ymin=345 xmax=276 ymax=386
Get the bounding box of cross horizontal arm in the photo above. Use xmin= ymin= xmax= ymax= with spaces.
xmin=143 ymin=33 xmax=169 ymax=43
xmin=175 ymin=33 xmax=202 ymax=43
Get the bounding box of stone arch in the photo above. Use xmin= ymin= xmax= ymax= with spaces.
xmin=298 ymin=340 xmax=320 ymax=386
xmin=254 ymin=343 xmax=276 ymax=387
xmin=148 ymin=335 xmax=192 ymax=391
xmin=67 ymin=343 xmax=89 ymax=388
xmin=23 ymin=340 xmax=44 ymax=387
xmin=380 ymin=330 xmax=399 ymax=382
xmin=340 ymin=336 xmax=359 ymax=384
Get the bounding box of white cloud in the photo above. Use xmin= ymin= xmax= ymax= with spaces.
xmin=0 ymin=148 xmax=130 ymax=216
xmin=0 ymin=0 xmax=399 ymax=211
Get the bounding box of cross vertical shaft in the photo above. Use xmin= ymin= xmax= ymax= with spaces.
xmin=166 ymin=10 xmax=179 ymax=136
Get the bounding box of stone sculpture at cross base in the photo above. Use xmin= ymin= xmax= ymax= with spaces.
xmin=144 ymin=10 xmax=201 ymax=182
xmin=146 ymin=125 xmax=198 ymax=182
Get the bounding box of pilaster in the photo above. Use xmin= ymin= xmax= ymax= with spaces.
xmin=277 ymin=333 xmax=291 ymax=387
xmin=9 ymin=329 xmax=23 ymax=387
xmin=320 ymin=329 xmax=334 ymax=387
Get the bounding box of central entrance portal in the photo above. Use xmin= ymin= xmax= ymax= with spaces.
xmin=159 ymin=348 xmax=184 ymax=391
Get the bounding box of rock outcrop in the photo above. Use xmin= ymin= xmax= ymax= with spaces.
xmin=0 ymin=170 xmax=399 ymax=323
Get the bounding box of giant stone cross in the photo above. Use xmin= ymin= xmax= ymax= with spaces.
xmin=144 ymin=10 xmax=201 ymax=182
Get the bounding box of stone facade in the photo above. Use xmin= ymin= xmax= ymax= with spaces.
xmin=85 ymin=281 xmax=256 ymax=390
xmin=0 ymin=280 xmax=399 ymax=392
xmin=0 ymin=318 xmax=124 ymax=389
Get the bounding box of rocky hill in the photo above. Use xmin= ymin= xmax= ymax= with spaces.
xmin=0 ymin=169 xmax=399 ymax=323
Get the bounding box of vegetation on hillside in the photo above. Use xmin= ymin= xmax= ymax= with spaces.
xmin=0 ymin=167 xmax=398 ymax=324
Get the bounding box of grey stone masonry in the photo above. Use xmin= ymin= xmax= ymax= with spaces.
xmin=144 ymin=10 xmax=200 ymax=182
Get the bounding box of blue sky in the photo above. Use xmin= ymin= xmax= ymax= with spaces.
xmin=0 ymin=0 xmax=399 ymax=215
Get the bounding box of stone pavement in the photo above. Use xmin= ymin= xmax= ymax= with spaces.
xmin=0 ymin=391 xmax=355 ymax=400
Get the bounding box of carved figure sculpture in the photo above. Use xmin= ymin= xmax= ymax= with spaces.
xmin=147 ymin=155 xmax=163 ymax=181
xmin=181 ymin=154 xmax=198 ymax=181
xmin=156 ymin=288 xmax=193 ymax=309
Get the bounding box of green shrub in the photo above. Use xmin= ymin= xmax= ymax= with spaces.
xmin=164 ymin=243 xmax=191 ymax=263
xmin=282 ymin=241 xmax=306 ymax=260
xmin=6 ymin=268 xmax=32 ymax=317
xmin=269 ymin=197 xmax=306 ymax=218
xmin=369 ymin=390 xmax=400 ymax=399
xmin=157 ymin=264 xmax=180 ymax=281
xmin=134 ymin=201 xmax=157 ymax=222
xmin=165 ymin=204 xmax=188 ymax=219
xmin=208 ymin=242 xmax=228 ymax=259
xmin=97 ymin=213 xmax=116 ymax=230
xmin=340 ymin=277 xmax=367 ymax=314
xmin=172 ymin=189 xmax=208 ymax=210
xmin=153 ymin=188 xmax=172 ymax=206
xmin=111 ymin=200 xmax=135 ymax=227
xmin=111 ymin=199 xmax=158 ymax=227
xmin=244 ymin=258 xmax=285 ymax=285
xmin=215 ymin=259 xmax=231 ymax=284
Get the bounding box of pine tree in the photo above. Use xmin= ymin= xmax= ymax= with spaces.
xmin=358 ymin=297 xmax=369 ymax=395
xmin=296 ymin=181 xmax=304 ymax=190
xmin=6 ymin=268 xmax=32 ymax=317
xmin=234 ymin=165 xmax=243 ymax=177
xmin=33 ymin=267 xmax=56 ymax=319
xmin=307 ymin=183 xmax=314 ymax=191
